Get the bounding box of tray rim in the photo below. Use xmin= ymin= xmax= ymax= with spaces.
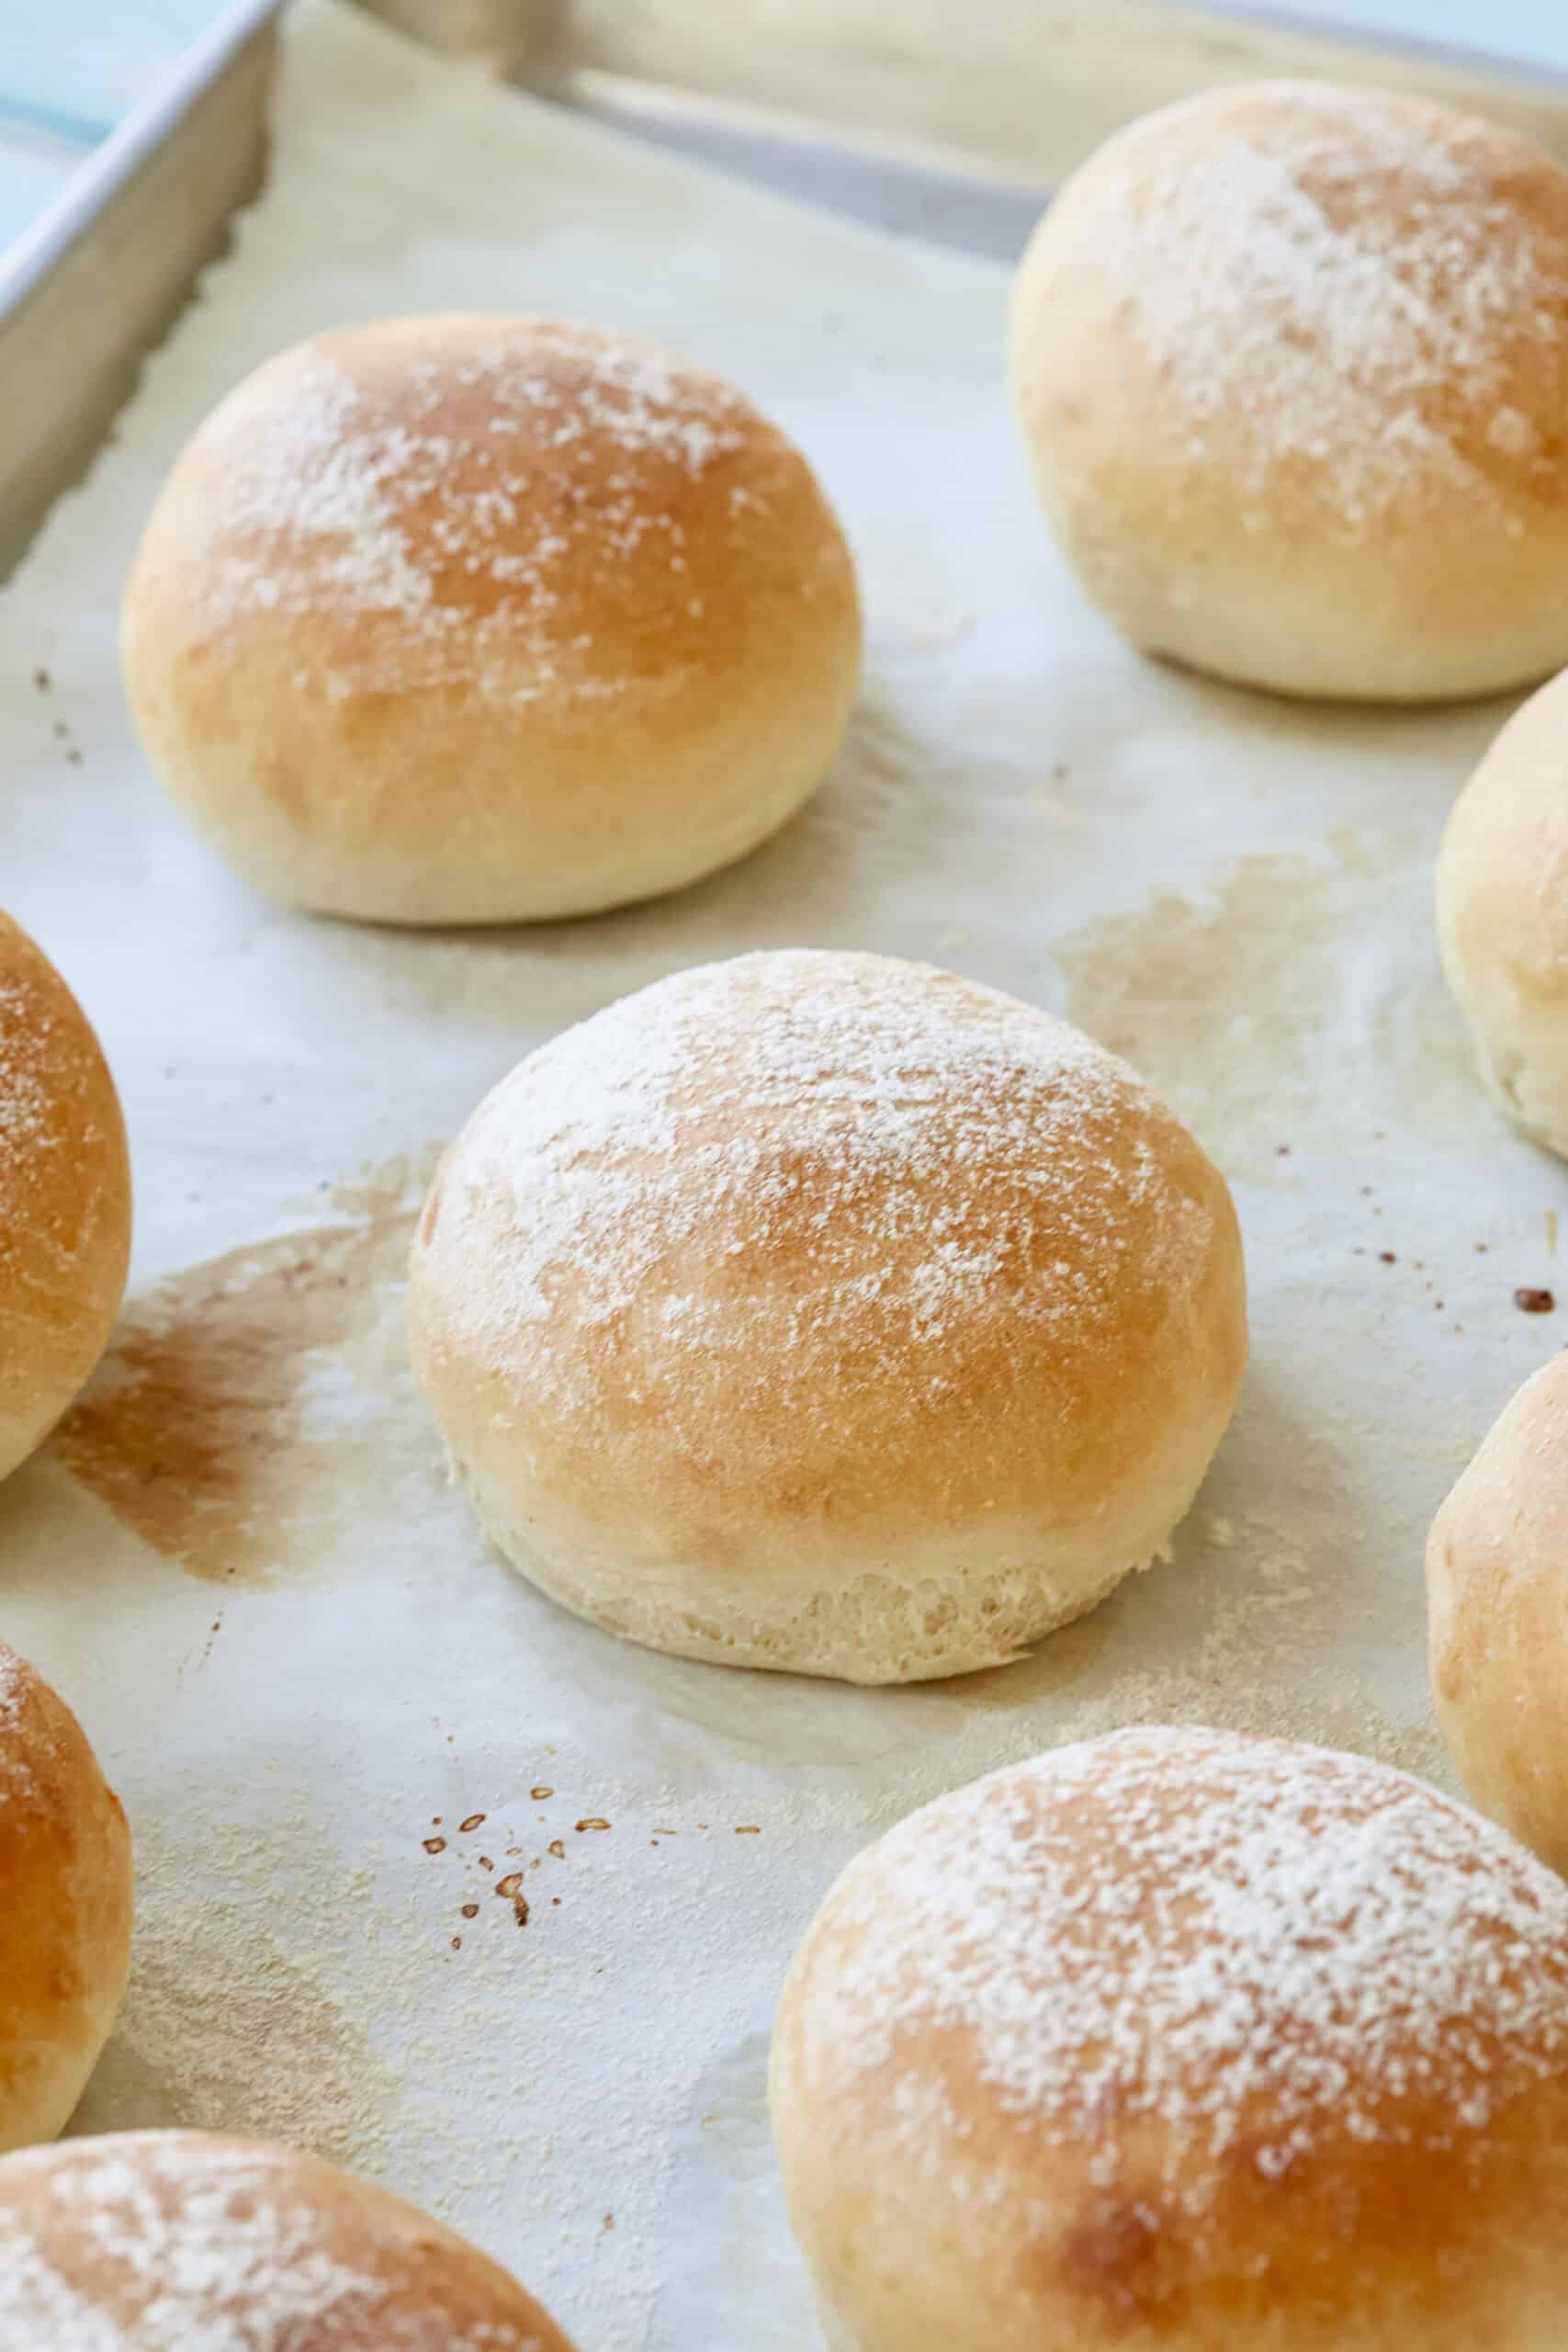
xmin=0 ymin=0 xmax=282 ymax=327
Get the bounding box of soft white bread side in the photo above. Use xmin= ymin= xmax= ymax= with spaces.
xmin=1428 ymin=1353 xmax=1568 ymax=1873
xmin=772 ymin=1725 xmax=1568 ymax=2352
xmin=0 ymin=1640 xmax=132 ymax=2154
xmin=122 ymin=313 xmax=862 ymax=924
xmin=409 ymin=950 xmax=1247 ymax=1683
xmin=1011 ymin=81 xmax=1568 ymax=703
xmin=0 ymin=910 xmax=130 ymax=1482
xmin=1438 ymin=666 xmax=1568 ymax=1156
xmin=0 ymin=2130 xmax=577 ymax=2346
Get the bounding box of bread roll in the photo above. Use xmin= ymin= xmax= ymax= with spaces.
xmin=1427 ymin=1353 xmax=1568 ymax=1871
xmin=1010 ymin=80 xmax=1568 ymax=703
xmin=771 ymin=1725 xmax=1568 ymax=2352
xmin=0 ymin=911 xmax=130 ymax=1482
xmin=0 ymin=2130 xmax=576 ymax=2346
xmin=0 ymin=1640 xmax=131 ymax=2153
xmin=408 ymin=950 xmax=1247 ymax=1683
xmin=1437 ymin=666 xmax=1568 ymax=1155
xmin=121 ymin=313 xmax=861 ymax=924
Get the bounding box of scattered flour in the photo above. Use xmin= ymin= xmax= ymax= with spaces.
xmin=1092 ymin=82 xmax=1568 ymax=533
xmin=0 ymin=1642 xmax=35 ymax=1801
xmin=0 ymin=979 xmax=57 ymax=1185
xmin=801 ymin=1725 xmax=1568 ymax=2199
xmin=0 ymin=1643 xmax=26 ymax=1727
xmin=179 ymin=321 xmax=803 ymax=710
xmin=0 ymin=2133 xmax=558 ymax=2348
xmin=419 ymin=949 xmax=1216 ymax=1417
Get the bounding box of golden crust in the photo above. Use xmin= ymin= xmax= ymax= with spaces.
xmin=0 ymin=2130 xmax=577 ymax=2345
xmin=1437 ymin=666 xmax=1568 ymax=1155
xmin=1438 ymin=672 xmax=1568 ymax=1007
xmin=1428 ymin=1353 xmax=1568 ymax=1873
xmin=409 ymin=952 xmax=1247 ymax=1682
xmin=0 ymin=1641 xmax=132 ymax=2154
xmin=0 ymin=912 xmax=130 ymax=1481
xmin=121 ymin=314 xmax=861 ymax=922
xmin=1011 ymin=81 xmax=1568 ymax=702
xmin=773 ymin=1728 xmax=1568 ymax=2352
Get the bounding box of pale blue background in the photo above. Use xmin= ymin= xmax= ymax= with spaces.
xmin=1318 ymin=0 xmax=1566 ymax=62
xmin=0 ymin=0 xmax=219 ymax=246
xmin=1 ymin=2 xmax=1565 ymax=251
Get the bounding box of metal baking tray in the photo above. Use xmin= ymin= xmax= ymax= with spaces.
xmin=5 ymin=0 xmax=1568 ymax=575
xmin=0 ymin=0 xmax=280 ymax=582
xmin=532 ymin=1 xmax=1568 ymax=229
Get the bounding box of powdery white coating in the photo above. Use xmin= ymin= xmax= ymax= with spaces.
xmin=0 ymin=2136 xmax=554 ymax=2350
xmin=430 ymin=949 xmax=1208 ymax=1416
xmin=0 ymin=982 xmax=56 ymax=1173
xmin=1092 ymin=83 xmax=1568 ymax=536
xmin=800 ymin=1726 xmax=1568 ymax=2199
xmin=0 ymin=1643 xmax=32 ymax=1799
xmin=194 ymin=325 xmax=751 ymax=704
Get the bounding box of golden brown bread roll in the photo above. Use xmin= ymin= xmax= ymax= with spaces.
xmin=408 ymin=950 xmax=1247 ymax=1682
xmin=1437 ymin=665 xmax=1568 ymax=1157
xmin=121 ymin=313 xmax=862 ymax=923
xmin=1010 ymin=80 xmax=1568 ymax=703
xmin=1427 ymin=1353 xmax=1568 ymax=1872
xmin=0 ymin=2130 xmax=577 ymax=2346
xmin=0 ymin=911 xmax=130 ymax=1482
xmin=0 ymin=1639 xmax=132 ymax=2154
xmin=772 ymin=1724 xmax=1568 ymax=2351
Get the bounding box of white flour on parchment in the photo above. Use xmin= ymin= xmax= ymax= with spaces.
xmin=0 ymin=6 xmax=1564 ymax=2347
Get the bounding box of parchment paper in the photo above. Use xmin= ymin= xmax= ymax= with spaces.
xmin=1 ymin=7 xmax=1563 ymax=2345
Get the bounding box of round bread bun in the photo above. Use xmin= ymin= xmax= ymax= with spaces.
xmin=1010 ymin=80 xmax=1568 ymax=703
xmin=0 ymin=2130 xmax=576 ymax=2346
xmin=1437 ymin=665 xmax=1568 ymax=1155
xmin=0 ymin=911 xmax=130 ymax=1482
xmin=0 ymin=1639 xmax=132 ymax=2154
xmin=408 ymin=949 xmax=1247 ymax=1683
xmin=771 ymin=1724 xmax=1568 ymax=2352
xmin=121 ymin=313 xmax=861 ymax=924
xmin=1427 ymin=1352 xmax=1568 ymax=1871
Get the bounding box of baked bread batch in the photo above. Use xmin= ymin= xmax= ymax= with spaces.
xmin=6 ymin=66 xmax=1568 ymax=2350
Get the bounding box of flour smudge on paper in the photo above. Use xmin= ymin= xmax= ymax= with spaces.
xmin=1055 ymin=838 xmax=1479 ymax=1180
xmin=51 ymin=1157 xmax=434 ymax=1585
